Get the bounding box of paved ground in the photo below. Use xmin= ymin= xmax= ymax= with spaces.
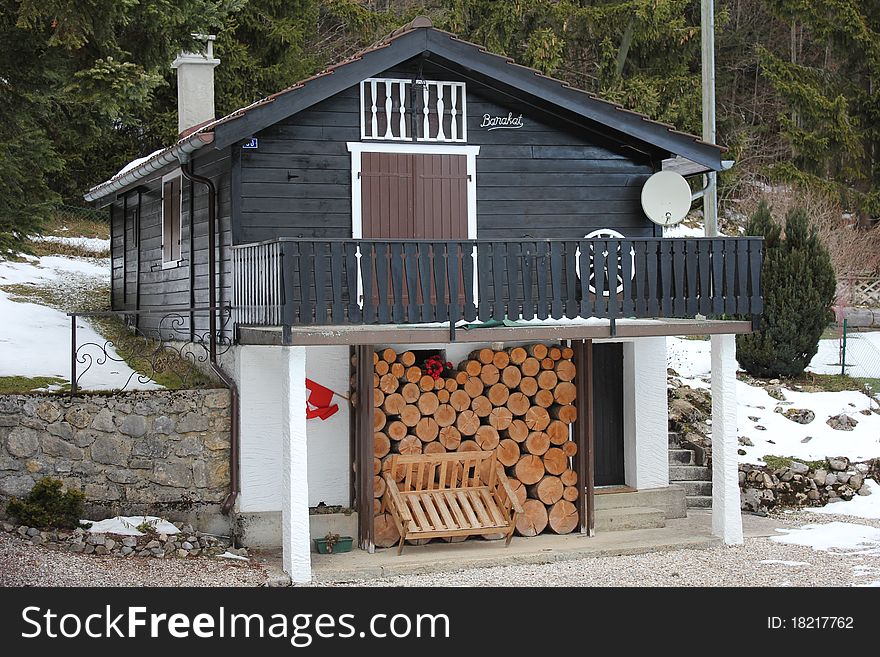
xmin=1 ymin=511 xmax=877 ymax=587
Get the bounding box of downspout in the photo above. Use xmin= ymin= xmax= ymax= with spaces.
xmin=690 ymin=160 xmax=735 ymax=202
xmin=180 ymin=157 xmax=240 ymax=515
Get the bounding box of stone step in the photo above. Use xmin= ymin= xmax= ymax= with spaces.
xmin=594 ymin=486 xmax=687 ymax=519
xmin=687 ymin=495 xmax=713 ymax=509
xmin=680 ymin=480 xmax=713 ymax=496
xmin=668 ymin=449 xmax=696 ymax=465
xmin=669 ymin=465 xmax=711 ymax=481
xmin=595 ymin=506 xmax=666 ymax=532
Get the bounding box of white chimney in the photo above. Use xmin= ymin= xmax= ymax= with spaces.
xmin=172 ymin=35 xmax=220 ymax=135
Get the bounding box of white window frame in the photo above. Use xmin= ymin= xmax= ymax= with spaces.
xmin=160 ymin=170 xmax=183 ymax=269
xmin=346 ymin=142 xmax=480 ymax=309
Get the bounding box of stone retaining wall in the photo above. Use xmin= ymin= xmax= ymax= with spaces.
xmin=0 ymin=390 xmax=231 ymax=529
xmin=739 ymin=457 xmax=877 ymax=514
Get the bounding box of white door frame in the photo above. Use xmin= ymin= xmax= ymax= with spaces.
xmin=346 ymin=142 xmax=481 ymax=312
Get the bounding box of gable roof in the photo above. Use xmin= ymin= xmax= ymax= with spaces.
xmin=85 ymin=16 xmax=724 ymax=203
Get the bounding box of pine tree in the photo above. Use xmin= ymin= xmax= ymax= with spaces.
xmin=0 ymin=0 xmax=243 ymax=253
xmin=757 ymin=0 xmax=880 ymax=221
xmin=736 ymin=200 xmax=837 ymax=378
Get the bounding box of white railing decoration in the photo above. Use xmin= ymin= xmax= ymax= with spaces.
xmin=361 ymin=78 xmax=466 ymax=142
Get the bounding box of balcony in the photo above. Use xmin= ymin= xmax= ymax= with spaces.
xmin=230 ymin=237 xmax=763 ymax=337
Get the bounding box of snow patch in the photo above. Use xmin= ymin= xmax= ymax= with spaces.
xmin=84 ymin=516 xmax=180 ymax=536
xmin=31 ymin=235 xmax=110 ymax=254
xmin=217 ymin=551 xmax=249 ymax=561
xmin=115 ymin=149 xmax=165 ymax=178
xmin=667 ymin=336 xmax=880 ymax=463
xmin=771 ymin=522 xmax=880 ymax=555
xmin=804 ymin=479 xmax=880 ymax=519
xmin=0 ymin=255 xmax=159 ymax=390
xmin=759 ymin=559 xmax=811 ymax=567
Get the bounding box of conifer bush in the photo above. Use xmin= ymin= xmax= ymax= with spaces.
xmin=736 ymin=200 xmax=836 ymax=378
xmin=6 ymin=477 xmax=85 ymax=529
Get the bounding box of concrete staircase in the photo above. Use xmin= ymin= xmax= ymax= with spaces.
xmin=668 ymin=436 xmax=712 ymax=509
xmin=594 ymin=487 xmax=687 ymax=532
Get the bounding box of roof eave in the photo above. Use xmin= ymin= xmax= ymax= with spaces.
xmin=83 ymin=132 xmax=215 ymax=204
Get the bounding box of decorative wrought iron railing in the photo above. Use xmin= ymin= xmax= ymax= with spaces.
xmin=68 ymin=307 xmax=233 ymax=393
xmin=231 ymin=237 xmax=763 ymax=329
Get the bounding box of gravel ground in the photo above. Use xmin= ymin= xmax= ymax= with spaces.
xmin=324 ymin=513 xmax=880 ymax=587
xmin=0 ymin=532 xmax=268 ymax=587
xmin=2 ymin=514 xmax=878 ymax=587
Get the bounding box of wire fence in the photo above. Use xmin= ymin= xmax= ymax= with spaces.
xmin=54 ymin=203 xmax=107 ymax=223
xmin=839 ymin=321 xmax=880 ymax=381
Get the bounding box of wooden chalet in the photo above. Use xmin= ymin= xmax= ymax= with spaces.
xmin=85 ymin=17 xmax=759 ymax=581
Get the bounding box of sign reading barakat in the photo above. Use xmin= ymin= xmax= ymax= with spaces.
xmin=480 ymin=112 xmax=524 ymax=130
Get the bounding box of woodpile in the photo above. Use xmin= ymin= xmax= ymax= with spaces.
xmin=367 ymin=344 xmax=579 ymax=545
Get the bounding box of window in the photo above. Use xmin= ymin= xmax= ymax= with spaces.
xmin=161 ymin=171 xmax=182 ymax=266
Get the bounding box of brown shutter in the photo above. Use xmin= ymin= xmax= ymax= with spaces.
xmin=361 ymin=152 xmax=413 ymax=239
xmin=413 ymin=153 xmax=468 ymax=239
xmin=171 ymin=177 xmax=181 ymax=261
xmin=361 ymin=153 xmax=468 ymax=240
xmin=162 ymin=180 xmax=174 ymax=262
xmin=162 ymin=177 xmax=182 ymax=263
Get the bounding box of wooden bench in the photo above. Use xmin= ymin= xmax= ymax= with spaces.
xmin=381 ymin=451 xmax=524 ymax=555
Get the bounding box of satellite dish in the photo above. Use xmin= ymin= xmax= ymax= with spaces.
xmin=641 ymin=170 xmax=691 ymax=227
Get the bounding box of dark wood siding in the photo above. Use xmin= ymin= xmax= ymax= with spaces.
xmin=108 ymin=147 xmax=232 ymax=340
xmin=236 ymin=56 xmax=659 ymax=245
xmin=592 ymin=342 xmax=625 ymax=486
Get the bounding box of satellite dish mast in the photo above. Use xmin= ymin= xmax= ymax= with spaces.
xmin=640 ymin=170 xmax=692 ymax=227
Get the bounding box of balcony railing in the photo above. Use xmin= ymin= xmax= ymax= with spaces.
xmin=231 ymin=237 xmax=763 ymax=328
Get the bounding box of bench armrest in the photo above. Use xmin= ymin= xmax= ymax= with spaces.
xmin=495 ymin=464 xmax=524 ymax=515
xmin=383 ymin=473 xmax=414 ymax=524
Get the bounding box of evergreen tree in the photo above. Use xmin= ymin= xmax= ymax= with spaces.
xmin=0 ymin=0 xmax=242 ymax=253
xmin=757 ymin=0 xmax=880 ymax=221
xmin=736 ymin=200 xmax=837 ymax=378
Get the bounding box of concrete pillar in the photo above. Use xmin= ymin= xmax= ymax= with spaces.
xmin=710 ymin=334 xmax=743 ymax=544
xmin=622 ymin=338 xmax=669 ymax=489
xmin=280 ymin=346 xmax=311 ymax=582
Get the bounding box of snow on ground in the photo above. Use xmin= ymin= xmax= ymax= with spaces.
xmin=735 ymin=381 xmax=879 ymax=463
xmin=0 ymin=255 xmax=158 ymax=390
xmin=805 ymin=480 xmax=880 ymax=520
xmin=30 ymin=235 xmax=110 ymax=254
xmin=770 ymin=522 xmax=880 ymax=555
xmin=668 ymin=336 xmax=880 ymax=463
xmin=663 ymin=224 xmax=715 ymax=238
xmin=84 ymin=516 xmax=180 ymax=536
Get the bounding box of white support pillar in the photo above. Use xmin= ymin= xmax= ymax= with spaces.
xmin=280 ymin=346 xmax=311 ymax=582
xmin=710 ymin=334 xmax=743 ymax=544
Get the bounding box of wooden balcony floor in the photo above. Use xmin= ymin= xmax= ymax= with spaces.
xmin=237 ymin=317 xmax=753 ymax=346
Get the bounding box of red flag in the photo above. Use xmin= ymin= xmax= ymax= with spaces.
xmin=305 ymin=378 xmax=339 ymax=420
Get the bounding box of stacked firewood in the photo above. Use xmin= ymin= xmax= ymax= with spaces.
xmin=369 ymin=343 xmax=579 ymax=545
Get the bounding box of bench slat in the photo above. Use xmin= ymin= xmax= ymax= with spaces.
xmin=443 ymin=491 xmax=471 ymax=529
xmin=434 ymin=493 xmax=458 ymax=529
xmin=467 ymin=489 xmax=494 ymax=527
xmin=455 ymin=490 xmax=483 ymax=528
xmin=420 ymin=492 xmax=446 ymax=530
xmin=479 ymin=488 xmax=507 ymax=526
xmin=407 ymin=495 xmax=432 ymax=531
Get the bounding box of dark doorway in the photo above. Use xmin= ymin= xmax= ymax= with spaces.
xmin=592 ymin=342 xmax=625 ymax=486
